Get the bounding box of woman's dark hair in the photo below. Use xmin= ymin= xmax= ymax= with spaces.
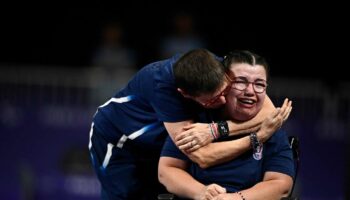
xmin=222 ymin=50 xmax=269 ymax=80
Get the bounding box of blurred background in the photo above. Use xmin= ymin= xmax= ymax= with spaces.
xmin=0 ymin=3 xmax=348 ymax=200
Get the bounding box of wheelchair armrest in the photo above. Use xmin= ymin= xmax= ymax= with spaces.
xmin=158 ymin=193 xmax=175 ymax=200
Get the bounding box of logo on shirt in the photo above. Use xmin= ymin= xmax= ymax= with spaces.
xmin=253 ymin=145 xmax=263 ymax=160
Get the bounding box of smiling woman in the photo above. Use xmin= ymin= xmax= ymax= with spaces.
xmin=158 ymin=50 xmax=295 ymax=200
xmin=223 ymin=51 xmax=269 ymax=121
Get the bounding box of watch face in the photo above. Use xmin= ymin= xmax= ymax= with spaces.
xmin=218 ymin=121 xmax=229 ymax=136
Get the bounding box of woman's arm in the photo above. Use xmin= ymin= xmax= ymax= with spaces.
xmin=158 ymin=157 xmax=226 ymax=200
xmin=213 ymin=172 xmax=293 ymax=200
xmin=158 ymin=157 xmax=202 ymax=199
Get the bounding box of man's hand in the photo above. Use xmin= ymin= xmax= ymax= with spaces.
xmin=196 ymin=184 xmax=226 ymax=200
xmin=175 ymin=123 xmax=214 ymax=152
xmin=258 ymin=98 xmax=292 ymax=142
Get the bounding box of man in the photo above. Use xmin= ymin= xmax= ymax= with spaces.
xmin=89 ymin=49 xmax=291 ymax=199
xmin=159 ymin=50 xmax=294 ymax=200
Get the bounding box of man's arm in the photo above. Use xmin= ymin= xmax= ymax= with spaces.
xmin=214 ymin=172 xmax=293 ymax=200
xmin=158 ymin=157 xmax=226 ymax=200
xmin=164 ymin=120 xmax=194 ymax=142
xmin=165 ymin=98 xmax=291 ymax=167
xmin=181 ymin=101 xmax=292 ymax=168
xmin=175 ymin=96 xmax=289 ymax=152
xmin=187 ymin=136 xmax=251 ymax=168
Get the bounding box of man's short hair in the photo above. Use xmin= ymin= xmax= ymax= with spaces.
xmin=173 ymin=49 xmax=226 ymax=97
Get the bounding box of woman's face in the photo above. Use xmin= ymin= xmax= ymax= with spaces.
xmin=224 ymin=63 xmax=267 ymax=121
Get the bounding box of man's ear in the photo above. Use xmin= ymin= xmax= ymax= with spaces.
xmin=177 ymin=88 xmax=192 ymax=98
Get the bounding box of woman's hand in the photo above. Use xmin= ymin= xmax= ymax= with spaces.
xmin=258 ymin=98 xmax=292 ymax=142
xmin=196 ymin=184 xmax=226 ymax=200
